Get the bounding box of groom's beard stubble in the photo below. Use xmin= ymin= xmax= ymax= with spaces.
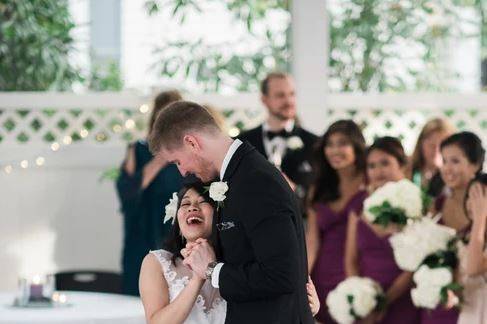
xmin=194 ymin=155 xmax=218 ymax=182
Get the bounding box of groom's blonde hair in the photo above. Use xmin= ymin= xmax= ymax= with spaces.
xmin=148 ymin=101 xmax=221 ymax=153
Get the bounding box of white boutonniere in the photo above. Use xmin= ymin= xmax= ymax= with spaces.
xmin=163 ymin=192 xmax=178 ymax=224
xmin=287 ymin=136 xmax=304 ymax=150
xmin=208 ymin=181 xmax=228 ymax=210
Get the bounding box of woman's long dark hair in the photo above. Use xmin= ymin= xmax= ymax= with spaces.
xmin=164 ymin=181 xmax=217 ymax=264
xmin=310 ymin=120 xmax=366 ymax=204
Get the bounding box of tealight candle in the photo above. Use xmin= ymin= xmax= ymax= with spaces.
xmin=29 ymin=275 xmax=43 ymax=299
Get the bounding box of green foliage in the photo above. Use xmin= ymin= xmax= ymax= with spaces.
xmin=439 ymin=282 xmax=463 ymax=305
xmin=422 ymin=240 xmax=459 ymax=269
xmin=99 ymin=166 xmax=120 ymax=182
xmin=328 ymin=0 xmax=474 ymax=92
xmin=145 ymin=0 xmax=289 ymax=92
xmin=88 ymin=60 xmax=124 ymax=91
xmin=0 ymin=0 xmax=81 ymax=90
xmin=368 ymin=201 xmax=408 ymax=227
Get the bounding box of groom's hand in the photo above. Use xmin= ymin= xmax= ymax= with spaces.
xmin=182 ymin=239 xmax=216 ymax=280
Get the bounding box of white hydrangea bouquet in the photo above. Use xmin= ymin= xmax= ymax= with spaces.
xmin=389 ymin=218 xmax=462 ymax=309
xmin=326 ymin=277 xmax=386 ymax=324
xmin=389 ymin=218 xmax=457 ymax=271
xmin=363 ymin=179 xmax=425 ymax=227
xmin=411 ymin=264 xmax=461 ymax=309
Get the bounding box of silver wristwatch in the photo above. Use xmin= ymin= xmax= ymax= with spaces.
xmin=205 ymin=261 xmax=218 ymax=280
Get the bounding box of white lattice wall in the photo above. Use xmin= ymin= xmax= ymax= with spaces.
xmin=1 ymin=92 xmax=486 ymax=156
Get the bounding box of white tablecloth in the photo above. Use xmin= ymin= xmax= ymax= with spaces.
xmin=0 ymin=291 xmax=145 ymax=324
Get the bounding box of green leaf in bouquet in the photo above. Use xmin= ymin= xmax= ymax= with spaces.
xmin=375 ymin=294 xmax=387 ymax=312
xmin=423 ymin=250 xmax=458 ymax=269
xmin=346 ymin=295 xmax=359 ymax=319
xmin=439 ymin=282 xmax=463 ymax=306
xmin=370 ymin=201 xmax=408 ymax=227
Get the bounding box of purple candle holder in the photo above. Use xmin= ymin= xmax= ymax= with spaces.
xmin=29 ymin=283 xmax=43 ymax=299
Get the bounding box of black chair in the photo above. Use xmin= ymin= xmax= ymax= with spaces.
xmin=54 ymin=270 xmax=122 ymax=294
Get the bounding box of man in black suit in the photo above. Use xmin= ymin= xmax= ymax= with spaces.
xmin=239 ymin=72 xmax=318 ymax=207
xmin=148 ymin=101 xmax=315 ymax=324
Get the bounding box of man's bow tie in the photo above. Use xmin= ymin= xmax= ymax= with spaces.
xmin=266 ymin=129 xmax=292 ymax=140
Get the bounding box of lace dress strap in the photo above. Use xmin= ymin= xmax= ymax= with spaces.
xmin=150 ymin=249 xmax=178 ymax=283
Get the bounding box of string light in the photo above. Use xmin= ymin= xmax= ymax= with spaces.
xmin=79 ymin=129 xmax=89 ymax=138
xmin=36 ymin=157 xmax=45 ymax=166
xmin=228 ymin=127 xmax=240 ymax=137
xmin=139 ymin=104 xmax=149 ymax=114
xmin=3 ymin=114 xmax=143 ymax=175
xmin=50 ymin=142 xmax=60 ymax=151
xmin=125 ymin=119 xmax=135 ymax=129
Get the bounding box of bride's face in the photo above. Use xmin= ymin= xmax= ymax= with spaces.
xmin=177 ymin=188 xmax=214 ymax=242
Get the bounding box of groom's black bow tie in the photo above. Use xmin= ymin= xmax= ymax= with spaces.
xmin=266 ymin=129 xmax=292 ymax=140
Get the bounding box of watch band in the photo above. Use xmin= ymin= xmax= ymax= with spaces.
xmin=205 ymin=261 xmax=218 ymax=280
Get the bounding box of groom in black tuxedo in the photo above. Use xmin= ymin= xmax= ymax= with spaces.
xmin=239 ymin=72 xmax=317 ymax=211
xmin=148 ymin=101 xmax=315 ymax=324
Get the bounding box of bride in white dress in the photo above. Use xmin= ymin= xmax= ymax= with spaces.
xmin=139 ymin=182 xmax=320 ymax=324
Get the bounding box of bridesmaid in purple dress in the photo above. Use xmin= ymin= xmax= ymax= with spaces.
xmin=421 ymin=132 xmax=485 ymax=324
xmin=306 ymin=120 xmax=367 ymax=323
xmin=345 ymin=137 xmax=420 ymax=324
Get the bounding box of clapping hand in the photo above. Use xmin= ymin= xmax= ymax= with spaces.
xmin=467 ymin=183 xmax=487 ymax=222
xmin=306 ymin=277 xmax=320 ymax=316
xmin=181 ymin=238 xmax=216 ymax=280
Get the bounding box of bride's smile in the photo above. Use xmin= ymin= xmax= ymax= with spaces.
xmin=177 ymin=188 xmax=214 ymax=242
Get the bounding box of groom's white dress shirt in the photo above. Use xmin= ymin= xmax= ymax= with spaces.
xmin=211 ymin=138 xmax=243 ymax=288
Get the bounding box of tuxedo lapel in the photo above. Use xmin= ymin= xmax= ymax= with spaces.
xmin=222 ymin=141 xmax=255 ymax=182
xmin=253 ymin=126 xmax=268 ymax=159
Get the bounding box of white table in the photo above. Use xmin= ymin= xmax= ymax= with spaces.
xmin=0 ymin=291 xmax=146 ymax=324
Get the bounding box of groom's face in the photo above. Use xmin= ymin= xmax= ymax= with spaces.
xmin=160 ymin=143 xmax=216 ymax=182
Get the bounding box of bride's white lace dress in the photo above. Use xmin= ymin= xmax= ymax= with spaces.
xmin=151 ymin=249 xmax=227 ymax=324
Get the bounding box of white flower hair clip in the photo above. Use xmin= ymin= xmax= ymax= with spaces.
xmin=163 ymin=192 xmax=179 ymax=224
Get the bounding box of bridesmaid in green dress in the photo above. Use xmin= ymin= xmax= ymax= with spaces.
xmin=116 ymin=90 xmax=184 ymax=295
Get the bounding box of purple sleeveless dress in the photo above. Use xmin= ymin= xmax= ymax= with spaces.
xmin=311 ymin=190 xmax=367 ymax=323
xmin=357 ymin=219 xmax=420 ymax=323
xmin=420 ymin=195 xmax=460 ymax=324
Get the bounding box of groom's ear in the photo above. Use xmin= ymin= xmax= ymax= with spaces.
xmin=183 ymin=134 xmax=202 ymax=152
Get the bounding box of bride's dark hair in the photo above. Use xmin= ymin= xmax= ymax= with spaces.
xmin=164 ymin=181 xmax=218 ymax=264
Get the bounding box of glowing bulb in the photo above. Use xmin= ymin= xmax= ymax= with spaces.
xmin=63 ymin=136 xmax=72 ymax=145
xmin=125 ymin=119 xmax=135 ymax=129
xmin=32 ymin=275 xmax=41 ymax=285
xmin=36 ymin=157 xmax=45 ymax=166
xmin=4 ymin=165 xmax=12 ymax=174
xmin=51 ymin=142 xmax=60 ymax=151
xmin=79 ymin=129 xmax=89 ymax=138
xmin=20 ymin=160 xmax=29 ymax=169
xmin=59 ymin=294 xmax=67 ymax=304
xmin=139 ymin=104 xmax=149 ymax=114
xmin=95 ymin=132 xmax=107 ymax=142
xmin=52 ymin=292 xmax=60 ymax=302
xmin=228 ymin=127 xmax=240 ymax=137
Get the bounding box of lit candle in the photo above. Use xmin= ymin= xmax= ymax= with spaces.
xmin=30 ymin=275 xmax=44 ymax=299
